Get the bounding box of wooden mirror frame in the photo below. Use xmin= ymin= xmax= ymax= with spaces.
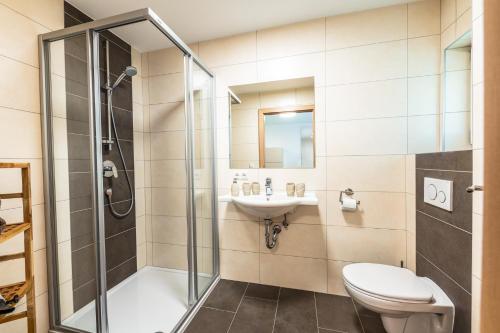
xmin=258 ymin=105 xmax=315 ymax=168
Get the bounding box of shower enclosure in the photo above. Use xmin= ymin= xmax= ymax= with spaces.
xmin=38 ymin=8 xmax=218 ymax=333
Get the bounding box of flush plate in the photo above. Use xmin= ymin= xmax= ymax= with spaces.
xmin=424 ymin=177 xmax=453 ymax=212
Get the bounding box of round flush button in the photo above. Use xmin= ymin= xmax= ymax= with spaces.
xmin=438 ymin=191 xmax=446 ymax=203
xmin=426 ymin=184 xmax=438 ymax=200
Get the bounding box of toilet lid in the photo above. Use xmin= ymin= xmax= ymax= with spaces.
xmin=343 ymin=263 xmax=433 ymax=303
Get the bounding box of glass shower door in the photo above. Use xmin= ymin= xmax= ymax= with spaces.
xmin=44 ymin=34 xmax=99 ymax=332
xmin=191 ymin=60 xmax=217 ymax=297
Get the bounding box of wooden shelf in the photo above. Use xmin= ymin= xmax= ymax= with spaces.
xmin=0 ymin=223 xmax=31 ymax=244
xmin=0 ymin=163 xmax=35 ymax=332
xmin=0 ymin=281 xmax=30 ymax=303
xmin=0 ymin=310 xmax=28 ymax=325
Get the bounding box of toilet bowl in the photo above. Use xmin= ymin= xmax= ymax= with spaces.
xmin=343 ymin=263 xmax=454 ymax=333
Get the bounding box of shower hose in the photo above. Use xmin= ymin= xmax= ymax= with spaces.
xmin=105 ymin=91 xmax=134 ymax=218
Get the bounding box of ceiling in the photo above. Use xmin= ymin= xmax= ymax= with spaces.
xmin=68 ymin=0 xmax=421 ymax=50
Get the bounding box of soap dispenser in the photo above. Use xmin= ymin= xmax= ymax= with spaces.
xmin=231 ymin=178 xmax=240 ymax=196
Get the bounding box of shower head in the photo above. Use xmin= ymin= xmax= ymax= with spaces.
xmin=110 ymin=66 xmax=137 ymax=89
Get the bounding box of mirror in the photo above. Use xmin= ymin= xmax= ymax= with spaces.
xmin=443 ymin=31 xmax=472 ymax=151
xmin=229 ymin=77 xmax=315 ymax=169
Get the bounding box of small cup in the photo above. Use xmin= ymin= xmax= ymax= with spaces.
xmin=251 ymin=182 xmax=260 ymax=195
xmin=296 ymin=183 xmax=305 ymax=197
xmin=286 ymin=183 xmax=295 ymax=197
xmin=242 ymin=182 xmax=251 ymax=196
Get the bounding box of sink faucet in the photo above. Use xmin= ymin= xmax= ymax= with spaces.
xmin=265 ymin=177 xmax=273 ymax=196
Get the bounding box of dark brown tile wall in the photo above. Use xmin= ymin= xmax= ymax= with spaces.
xmin=64 ymin=1 xmax=136 ymax=312
xmin=415 ymin=150 xmax=472 ymax=333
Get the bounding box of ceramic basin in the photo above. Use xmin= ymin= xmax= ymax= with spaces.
xmin=219 ymin=192 xmax=318 ymax=219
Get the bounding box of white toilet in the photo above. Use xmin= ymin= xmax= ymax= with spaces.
xmin=343 ymin=263 xmax=454 ymax=333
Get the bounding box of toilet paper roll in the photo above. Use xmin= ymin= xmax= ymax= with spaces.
xmin=341 ymin=197 xmax=357 ymax=211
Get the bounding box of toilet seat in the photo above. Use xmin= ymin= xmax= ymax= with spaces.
xmin=343 ymin=263 xmax=433 ymax=303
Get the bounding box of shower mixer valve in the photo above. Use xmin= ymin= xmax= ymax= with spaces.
xmin=103 ymin=160 xmax=118 ymax=178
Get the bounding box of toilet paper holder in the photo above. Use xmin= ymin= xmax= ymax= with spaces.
xmin=339 ymin=188 xmax=360 ymax=205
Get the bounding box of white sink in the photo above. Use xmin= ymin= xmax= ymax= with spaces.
xmin=219 ymin=192 xmax=318 ymax=219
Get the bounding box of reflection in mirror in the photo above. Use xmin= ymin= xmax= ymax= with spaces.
xmin=229 ymin=77 xmax=315 ymax=169
xmin=443 ymin=31 xmax=472 ymax=151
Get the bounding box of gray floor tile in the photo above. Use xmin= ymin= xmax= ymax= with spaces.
xmin=204 ymin=279 xmax=248 ymax=312
xmin=245 ymin=283 xmax=280 ymax=301
xmin=274 ymin=288 xmax=317 ymax=333
xmin=185 ymin=307 xmax=234 ymax=333
xmin=228 ymin=297 xmax=277 ymax=333
xmin=316 ymin=293 xmax=363 ymax=333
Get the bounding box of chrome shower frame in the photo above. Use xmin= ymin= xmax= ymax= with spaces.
xmin=39 ymin=8 xmax=219 ymax=333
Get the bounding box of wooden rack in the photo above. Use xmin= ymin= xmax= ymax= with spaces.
xmin=0 ymin=163 xmax=36 ymax=332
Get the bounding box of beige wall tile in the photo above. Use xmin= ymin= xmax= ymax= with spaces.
xmin=220 ymin=219 xmax=259 ymax=252
xmin=199 ymin=32 xmax=256 ymax=68
xmin=57 ymin=240 xmax=72 ymax=284
xmin=408 ymin=35 xmax=441 ymax=77
xmin=406 ymin=231 xmax=416 ymax=271
xmin=456 ymin=8 xmax=472 ymax=37
xmin=0 ymin=109 xmax=41 ymax=158
xmin=59 ymin=279 xmax=74 ymax=320
xmin=0 ymin=56 xmax=39 ymax=113
xmin=326 ymin=5 xmax=407 ymax=50
xmin=218 ymin=202 xmax=258 ymax=222
xmin=326 ymin=40 xmax=406 ymax=85
xmin=147 ymin=46 xmax=185 ymax=75
xmin=152 ymin=243 xmax=188 ymax=269
xmin=136 ymin=215 xmax=146 ymax=245
xmin=326 ymin=117 xmax=407 ymax=156
xmin=257 ymin=53 xmax=324 ymax=87
xmin=457 ymin=0 xmax=472 ymax=16
xmin=327 ymin=226 xmax=406 ymax=265
xmin=257 ymin=18 xmax=325 ymax=60
xmin=408 ymin=75 xmax=440 ymax=116
xmin=327 ymin=191 xmax=406 ymax=230
xmin=441 ymin=0 xmax=457 ymax=31
xmin=326 ymin=79 xmax=406 ymax=121
xmin=137 ymin=243 xmax=147 ymax=269
xmin=150 ymin=160 xmax=186 ymax=188
xmin=287 ymin=190 xmax=327 ymax=225
xmin=220 ymin=249 xmax=259 ymax=283
xmin=408 ymin=0 xmax=441 ymax=38
xmin=260 ymin=224 xmax=326 ymax=259
xmin=0 ymin=5 xmax=48 ymax=67
xmin=150 ymin=131 xmax=186 ymax=160
xmin=151 ymin=188 xmax=186 ymax=216
xmin=34 ymin=248 xmax=47 ymax=296
xmin=327 ymin=260 xmax=351 ymax=296
xmin=148 ymin=73 xmax=185 ymax=104
xmin=406 ymin=154 xmax=416 ymax=195
xmin=407 ymin=115 xmax=439 ymax=153
xmin=0 ymin=0 xmax=64 ymax=30
xmin=149 ymin=102 xmax=186 ymax=132
xmin=260 ymin=254 xmax=327 ymax=292
xmin=327 ymin=155 xmax=405 ymax=192
xmin=152 ymin=215 xmax=187 ymax=245
xmin=214 ymin=63 xmax=258 ymax=97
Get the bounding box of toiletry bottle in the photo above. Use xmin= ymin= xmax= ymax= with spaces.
xmin=231 ymin=178 xmax=240 ymax=196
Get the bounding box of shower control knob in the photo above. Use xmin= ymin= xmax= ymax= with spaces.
xmin=103 ymin=160 xmax=118 ymax=178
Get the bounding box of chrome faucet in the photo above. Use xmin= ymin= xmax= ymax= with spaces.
xmin=265 ymin=177 xmax=273 ymax=196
